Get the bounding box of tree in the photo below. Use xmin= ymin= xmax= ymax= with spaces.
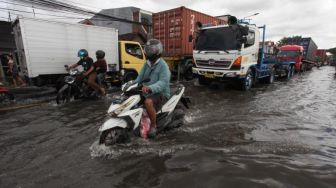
xmin=276 ymin=36 xmax=302 ymax=47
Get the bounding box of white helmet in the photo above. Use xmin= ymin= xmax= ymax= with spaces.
xmin=144 ymin=39 xmax=163 ymax=61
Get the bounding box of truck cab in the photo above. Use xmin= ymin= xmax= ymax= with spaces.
xmin=118 ymin=41 xmax=146 ymax=81
xmin=192 ymin=23 xmax=274 ymax=90
xmin=107 ymin=41 xmax=146 ymax=84
xmin=277 ymin=45 xmax=303 ymax=72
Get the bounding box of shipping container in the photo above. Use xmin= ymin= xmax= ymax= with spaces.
xmin=152 ymin=6 xmax=224 ymax=79
xmin=153 ymin=6 xmax=224 ymax=57
xmin=283 ymin=37 xmax=317 ymax=62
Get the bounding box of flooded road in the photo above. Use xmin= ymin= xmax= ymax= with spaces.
xmin=1 ymin=66 xmax=336 ymax=188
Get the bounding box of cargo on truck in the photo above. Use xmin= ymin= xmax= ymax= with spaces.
xmin=191 ymin=18 xmax=275 ymax=91
xmin=12 ymin=17 xmax=146 ymax=86
xmin=152 ymin=6 xmax=224 ymax=80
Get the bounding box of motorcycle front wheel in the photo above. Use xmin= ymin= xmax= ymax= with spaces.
xmin=56 ymin=85 xmax=71 ymax=104
xmin=99 ymin=128 xmax=128 ymax=146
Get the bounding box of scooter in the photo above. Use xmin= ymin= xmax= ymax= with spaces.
xmin=56 ymin=65 xmax=100 ymax=104
xmin=98 ymin=79 xmax=190 ymax=145
xmin=0 ymin=82 xmax=14 ymax=103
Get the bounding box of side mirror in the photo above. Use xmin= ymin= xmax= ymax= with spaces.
xmin=188 ymin=35 xmax=193 ymax=42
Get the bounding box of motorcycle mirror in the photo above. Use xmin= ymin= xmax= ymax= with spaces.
xmin=64 ymin=65 xmax=69 ymax=68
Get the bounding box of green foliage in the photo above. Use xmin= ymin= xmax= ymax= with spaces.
xmin=276 ymin=36 xmax=302 ymax=47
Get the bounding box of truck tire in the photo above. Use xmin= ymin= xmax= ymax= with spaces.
xmin=300 ymin=64 xmax=306 ymax=72
xmin=286 ymin=65 xmax=294 ymax=80
xmin=265 ymin=67 xmax=275 ymax=84
xmin=123 ymin=71 xmax=137 ymax=82
xmin=184 ymin=62 xmax=194 ymax=81
xmin=198 ymin=75 xmax=212 ymax=85
xmin=240 ymin=69 xmax=253 ymax=91
xmin=33 ymin=76 xmax=45 ymax=87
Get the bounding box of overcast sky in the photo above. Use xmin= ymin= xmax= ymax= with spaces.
xmin=1 ymin=0 xmax=335 ymax=49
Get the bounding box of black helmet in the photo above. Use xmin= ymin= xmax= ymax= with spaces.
xmin=144 ymin=39 xmax=163 ymax=62
xmin=78 ymin=49 xmax=88 ymax=59
xmin=96 ymin=50 xmax=105 ymax=59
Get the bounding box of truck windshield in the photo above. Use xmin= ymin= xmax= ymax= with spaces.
xmin=195 ymin=27 xmax=239 ymax=51
xmin=278 ymin=50 xmax=299 ymax=57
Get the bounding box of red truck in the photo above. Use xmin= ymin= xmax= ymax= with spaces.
xmin=277 ymin=37 xmax=317 ymax=72
xmin=277 ymin=45 xmax=305 ymax=73
xmin=316 ymin=49 xmax=327 ymax=65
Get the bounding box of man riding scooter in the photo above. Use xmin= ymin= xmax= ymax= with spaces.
xmin=68 ymin=49 xmax=105 ymax=96
xmin=135 ymin=39 xmax=171 ymax=138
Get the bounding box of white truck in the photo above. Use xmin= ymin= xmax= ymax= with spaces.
xmin=192 ymin=22 xmax=275 ymax=90
xmin=12 ymin=17 xmax=146 ymax=86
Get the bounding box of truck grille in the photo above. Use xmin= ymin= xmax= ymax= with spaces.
xmin=196 ymin=60 xmax=232 ymax=69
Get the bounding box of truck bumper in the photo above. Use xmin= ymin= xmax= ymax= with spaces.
xmin=192 ymin=67 xmax=246 ymax=81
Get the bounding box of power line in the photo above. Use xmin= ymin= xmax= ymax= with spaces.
xmin=26 ymin=0 xmax=151 ymax=26
xmin=0 ymin=0 xmax=91 ymax=17
xmin=0 ymin=7 xmax=135 ymax=22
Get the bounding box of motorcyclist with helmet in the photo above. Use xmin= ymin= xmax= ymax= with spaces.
xmin=68 ymin=49 xmax=105 ymax=96
xmin=94 ymin=50 xmax=107 ymax=89
xmin=135 ymin=39 xmax=171 ymax=138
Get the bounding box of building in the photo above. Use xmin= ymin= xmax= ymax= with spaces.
xmin=80 ymin=7 xmax=152 ymax=44
xmin=259 ymin=41 xmax=277 ymax=55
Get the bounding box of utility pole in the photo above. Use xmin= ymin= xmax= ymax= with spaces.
xmin=32 ymin=5 xmax=36 ymax=17
xmin=8 ymin=11 xmax=11 ymax=22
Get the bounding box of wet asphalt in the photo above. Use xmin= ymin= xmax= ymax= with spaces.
xmin=1 ymin=66 xmax=336 ymax=188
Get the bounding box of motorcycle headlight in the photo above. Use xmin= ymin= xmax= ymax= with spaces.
xmin=65 ymin=76 xmax=75 ymax=84
xmin=70 ymin=69 xmax=79 ymax=76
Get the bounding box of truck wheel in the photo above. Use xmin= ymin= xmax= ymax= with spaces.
xmin=300 ymin=64 xmax=305 ymax=72
xmin=198 ymin=75 xmax=211 ymax=85
xmin=184 ymin=62 xmax=194 ymax=81
xmin=286 ymin=66 xmax=293 ymax=80
xmin=124 ymin=71 xmax=137 ymax=82
xmin=240 ymin=69 xmax=253 ymax=91
xmin=265 ymin=68 xmax=275 ymax=84
xmin=33 ymin=76 xmax=45 ymax=87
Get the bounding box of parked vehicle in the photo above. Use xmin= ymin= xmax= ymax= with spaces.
xmin=0 ymin=82 xmax=14 ymax=103
xmin=98 ymin=79 xmax=190 ymax=145
xmin=152 ymin=6 xmax=224 ymax=80
xmin=191 ymin=20 xmax=275 ymax=90
xmin=316 ymin=49 xmax=327 ymax=65
xmin=12 ymin=17 xmax=146 ymax=86
xmin=278 ymin=37 xmax=317 ymax=72
xmin=56 ymin=65 xmax=100 ymax=104
xmin=275 ymin=45 xmax=302 ymax=80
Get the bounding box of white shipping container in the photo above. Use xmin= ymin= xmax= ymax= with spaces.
xmin=13 ymin=17 xmax=119 ymax=78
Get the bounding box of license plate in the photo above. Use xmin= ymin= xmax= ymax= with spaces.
xmin=204 ymin=72 xmax=215 ymax=78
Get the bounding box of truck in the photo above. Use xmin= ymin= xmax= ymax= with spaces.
xmin=12 ymin=17 xmax=146 ymax=86
xmin=316 ymin=49 xmax=327 ymax=65
xmin=277 ymin=37 xmax=317 ymax=73
xmin=191 ymin=20 xmax=275 ymax=90
xmin=152 ymin=6 xmax=224 ymax=80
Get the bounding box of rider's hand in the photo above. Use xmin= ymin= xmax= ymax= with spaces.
xmin=77 ymin=75 xmax=84 ymax=81
xmin=142 ymin=85 xmax=151 ymax=93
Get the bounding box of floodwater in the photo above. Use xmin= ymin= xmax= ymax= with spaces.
xmin=1 ymin=66 xmax=336 ymax=188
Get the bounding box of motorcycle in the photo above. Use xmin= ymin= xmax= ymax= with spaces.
xmin=98 ymin=79 xmax=190 ymax=145
xmin=0 ymin=82 xmax=14 ymax=103
xmin=56 ymin=65 xmax=101 ymax=104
